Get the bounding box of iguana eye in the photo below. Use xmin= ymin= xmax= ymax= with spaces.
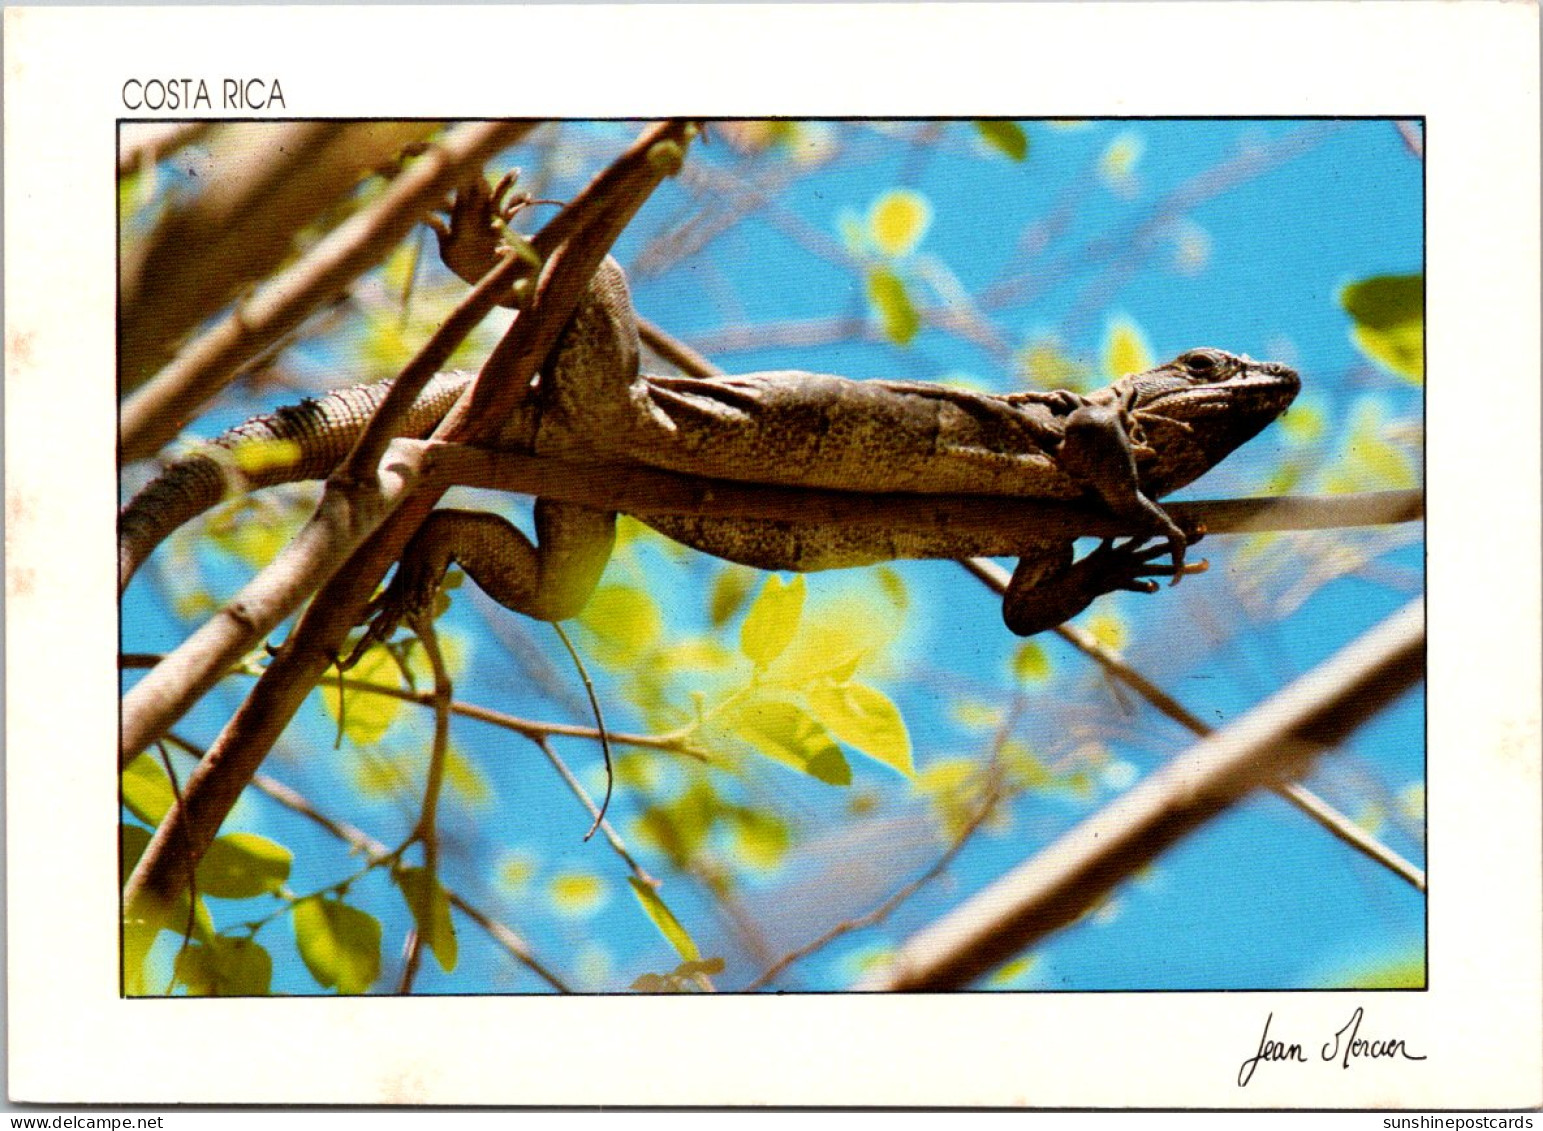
xmin=1177 ymin=349 xmax=1227 ymax=379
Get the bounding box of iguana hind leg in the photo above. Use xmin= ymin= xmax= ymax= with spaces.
xmin=354 ymin=500 xmax=615 ymax=662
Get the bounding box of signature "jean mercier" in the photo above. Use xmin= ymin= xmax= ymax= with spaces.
xmin=1238 ymin=1008 xmax=1427 ymax=1087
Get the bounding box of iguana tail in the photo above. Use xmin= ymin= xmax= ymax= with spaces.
xmin=118 ymin=371 xmax=473 ymax=594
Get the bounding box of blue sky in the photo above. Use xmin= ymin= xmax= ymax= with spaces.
xmin=122 ymin=119 xmax=1425 ymax=995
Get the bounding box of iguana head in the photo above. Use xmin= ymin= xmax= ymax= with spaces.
xmin=1099 ymin=348 xmax=1301 ymax=497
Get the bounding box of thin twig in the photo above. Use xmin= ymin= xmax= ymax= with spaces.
xmin=532 ymin=735 xmax=658 ymax=889
xmin=961 ymin=557 xmax=1427 ymax=893
xmin=396 ymin=614 xmax=453 ymax=994
xmin=743 ymin=773 xmax=1005 ymax=992
xmin=121 ymin=121 xmax=536 ymax=460
xmin=860 ymin=597 xmax=1425 ymax=991
xmin=192 ymin=745 xmax=573 ymax=993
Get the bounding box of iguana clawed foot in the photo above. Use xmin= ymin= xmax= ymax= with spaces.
xmin=1000 ymin=524 xmax=1208 ymax=637
xmin=427 ymin=171 xmax=530 ymax=300
xmin=1085 ymin=529 xmax=1209 ymax=596
xmin=341 ymin=553 xmax=444 ymax=671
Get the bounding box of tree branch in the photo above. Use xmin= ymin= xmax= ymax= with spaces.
xmin=856 ymin=596 xmax=1425 ymax=991
xmin=430 ymin=442 xmax=1424 ymax=542
xmin=121 ymin=121 xmax=536 ymax=461
xmin=242 ymin=765 xmax=571 ymax=993
xmin=124 ymin=120 xmax=699 ymax=920
xmin=962 ymin=557 xmax=1427 ymax=893
xmin=118 ymin=248 xmax=531 ymax=768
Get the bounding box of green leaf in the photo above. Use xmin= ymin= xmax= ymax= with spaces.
xmin=806 ymin=682 xmax=913 ymax=776
xmin=1340 ymin=274 xmax=1424 ymax=382
xmin=709 ymin=565 xmax=757 ymax=627
xmin=974 ymin=120 xmax=1028 ymax=162
xmin=230 ymin=437 xmax=302 ymax=475
xmin=395 ymin=867 xmax=458 ymax=973
xmin=728 ymin=807 xmax=791 ymax=870
xmin=196 ymin=833 xmax=292 ymax=899
xmin=675 ymin=957 xmax=725 ymax=979
xmin=175 ymin=937 xmax=273 ymax=997
xmin=319 ymin=645 xmax=404 ymax=747
xmin=729 ymin=698 xmax=851 ymax=785
xmin=579 ymin=584 xmax=663 ymax=666
xmin=629 ymin=877 xmax=700 ymax=962
xmin=292 ymin=896 xmax=381 ymax=994
xmin=121 ymin=824 xmax=153 ymax=887
xmin=121 ymin=754 xmax=176 ymax=825
xmin=1012 ymin=641 xmax=1051 ymax=683
xmin=1328 ymin=949 xmax=1426 ymax=989
xmin=867 ymin=267 xmax=921 ymax=345
xmin=739 ymin=574 xmax=805 ymax=667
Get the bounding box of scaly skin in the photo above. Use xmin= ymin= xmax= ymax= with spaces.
xmin=118 ymin=371 xmax=471 ymax=594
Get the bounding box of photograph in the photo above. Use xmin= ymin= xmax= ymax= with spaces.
xmin=118 ymin=117 xmax=1426 ymax=997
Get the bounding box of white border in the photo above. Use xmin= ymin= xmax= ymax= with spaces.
xmin=6 ymin=2 xmax=1540 ymax=1108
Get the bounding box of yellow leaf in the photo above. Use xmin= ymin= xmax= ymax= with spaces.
xmin=916 ymin=756 xmax=976 ymax=797
xmin=1103 ymin=317 xmax=1154 ymax=379
xmin=319 ymin=646 xmax=403 ymax=746
xmin=292 ymin=896 xmax=381 ymax=995
xmin=867 ymin=189 xmax=933 ymax=258
xmin=497 ymin=851 xmax=536 ymax=893
xmin=1279 ymin=397 xmax=1326 ymax=445
xmin=950 ymin=699 xmax=1004 ymax=731
xmin=1017 ymin=338 xmax=1094 ymax=393
xmin=1334 ymin=398 xmax=1417 ymax=492
xmin=806 ymin=682 xmax=913 ymax=776
xmin=739 ymin=575 xmax=805 ymax=668
xmin=709 ymin=565 xmax=756 ymax=626
xmin=974 ymin=121 xmax=1029 ymax=162
xmin=549 ymin=872 xmax=609 ymax=919
xmin=579 ymin=584 xmax=663 ymax=666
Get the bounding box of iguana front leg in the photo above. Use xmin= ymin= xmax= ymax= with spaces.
xmin=1001 ymin=401 xmax=1202 ymax=637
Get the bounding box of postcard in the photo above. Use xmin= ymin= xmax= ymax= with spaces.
xmin=5 ymin=2 xmax=1538 ymax=1110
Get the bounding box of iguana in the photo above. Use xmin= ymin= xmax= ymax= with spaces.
xmin=119 ymin=185 xmax=1300 ymax=643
